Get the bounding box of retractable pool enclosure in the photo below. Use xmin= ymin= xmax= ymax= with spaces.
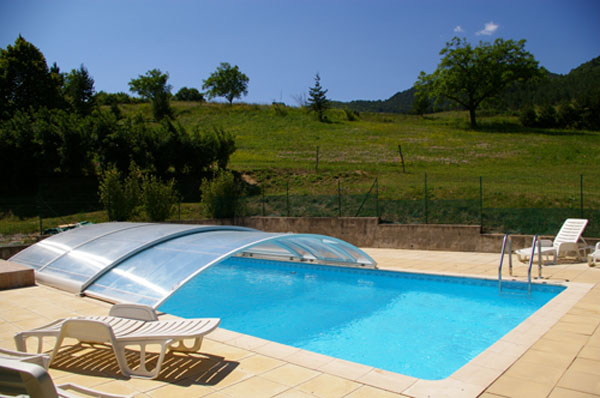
xmin=10 ymin=222 xmax=376 ymax=308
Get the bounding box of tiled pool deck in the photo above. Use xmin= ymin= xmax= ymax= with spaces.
xmin=1 ymin=248 xmax=599 ymax=398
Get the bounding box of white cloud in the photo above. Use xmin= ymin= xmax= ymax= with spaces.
xmin=476 ymin=21 xmax=499 ymax=36
xmin=454 ymin=25 xmax=464 ymax=33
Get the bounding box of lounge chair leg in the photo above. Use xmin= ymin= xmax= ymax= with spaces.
xmin=169 ymin=337 xmax=202 ymax=352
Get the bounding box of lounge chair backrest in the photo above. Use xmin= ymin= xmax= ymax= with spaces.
xmin=109 ymin=303 xmax=158 ymax=321
xmin=553 ymin=218 xmax=588 ymax=248
xmin=0 ymin=358 xmax=58 ymax=398
xmin=59 ymin=319 xmax=116 ymax=345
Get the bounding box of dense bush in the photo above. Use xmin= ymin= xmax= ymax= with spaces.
xmin=0 ymin=107 xmax=237 ymax=194
xmin=519 ymin=98 xmax=600 ymax=130
xmin=141 ymin=174 xmax=178 ymax=221
xmin=98 ymin=165 xmax=141 ymax=221
xmin=200 ymin=170 xmax=245 ymax=218
xmin=99 ymin=163 xmax=179 ymax=221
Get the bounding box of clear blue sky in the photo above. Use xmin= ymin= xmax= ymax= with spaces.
xmin=1 ymin=0 xmax=599 ymax=104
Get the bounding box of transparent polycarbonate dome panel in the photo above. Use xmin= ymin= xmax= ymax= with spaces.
xmin=9 ymin=222 xmax=145 ymax=269
xmin=39 ymin=223 xmax=204 ymax=283
xmin=86 ymin=230 xmax=279 ymax=306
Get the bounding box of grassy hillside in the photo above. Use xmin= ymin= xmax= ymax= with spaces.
xmin=131 ymin=102 xmax=599 ymax=205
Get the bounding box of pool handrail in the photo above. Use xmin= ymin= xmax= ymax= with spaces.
xmin=526 ymin=235 xmax=544 ymax=294
xmin=498 ymin=234 xmax=511 ymax=293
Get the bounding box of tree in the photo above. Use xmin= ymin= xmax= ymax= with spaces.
xmin=128 ymin=68 xmax=172 ymax=120
xmin=0 ymin=35 xmax=64 ymax=118
xmin=64 ymin=64 xmax=95 ymax=116
xmin=203 ymin=62 xmax=249 ymax=104
xmin=415 ymin=37 xmax=542 ymax=128
xmin=307 ymin=73 xmax=330 ymax=122
xmin=174 ymin=86 xmax=204 ymax=102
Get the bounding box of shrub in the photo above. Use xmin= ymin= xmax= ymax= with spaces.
xmin=344 ymin=108 xmax=359 ymax=121
xmin=200 ymin=170 xmax=245 ymax=218
xmin=519 ymin=106 xmax=537 ymax=127
xmin=98 ymin=164 xmax=141 ymax=221
xmin=142 ymin=174 xmax=178 ymax=221
xmin=537 ymin=104 xmax=557 ymax=128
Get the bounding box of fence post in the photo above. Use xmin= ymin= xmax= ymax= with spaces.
xmin=338 ymin=179 xmax=342 ymax=217
xmin=262 ymin=185 xmax=265 ymax=216
xmin=479 ymin=176 xmax=483 ymax=232
xmin=424 ymin=173 xmax=428 ymax=224
xmin=375 ymin=177 xmax=379 ymax=218
xmin=398 ymin=145 xmax=406 ymax=173
xmin=580 ymin=174 xmax=584 ymax=219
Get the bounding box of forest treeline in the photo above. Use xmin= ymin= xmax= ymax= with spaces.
xmin=0 ymin=36 xmax=235 ymax=200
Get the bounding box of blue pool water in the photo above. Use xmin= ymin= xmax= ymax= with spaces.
xmin=160 ymin=257 xmax=564 ymax=380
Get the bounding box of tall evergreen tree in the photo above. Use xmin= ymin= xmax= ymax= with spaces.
xmin=64 ymin=64 xmax=96 ymax=116
xmin=307 ymin=73 xmax=329 ymax=122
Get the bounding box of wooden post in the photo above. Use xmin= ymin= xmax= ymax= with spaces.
xmin=398 ymin=145 xmax=406 ymax=173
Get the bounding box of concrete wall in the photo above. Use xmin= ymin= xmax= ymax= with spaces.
xmin=182 ymin=217 xmax=597 ymax=253
xmin=3 ymin=218 xmax=596 ymax=260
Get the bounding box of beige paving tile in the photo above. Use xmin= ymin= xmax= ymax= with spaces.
xmin=357 ymin=369 xmax=416 ymax=394
xmin=219 ymin=375 xmax=288 ymax=398
xmin=557 ymin=369 xmax=600 ymax=395
xmin=297 ymin=373 xmax=361 ymax=398
xmin=579 ymin=344 xmax=600 ymax=361
xmin=273 ymin=389 xmax=318 ymax=398
xmin=236 ymin=354 xmax=285 ymax=375
xmin=404 ymin=378 xmax=483 ymax=398
xmin=283 ymin=349 xmax=335 ymax=371
xmin=502 ymin=359 xmax=566 ymax=386
xmin=344 ymin=385 xmax=410 ymax=398
xmin=261 ymin=363 xmax=320 ymax=387
xmin=568 ymin=357 xmax=600 ymax=376
xmin=146 ymin=382 xmax=215 ymax=397
xmin=486 ymin=375 xmax=554 ymax=398
xmin=548 ymin=386 xmax=600 ymax=398
xmin=317 ymin=358 xmax=373 ymax=381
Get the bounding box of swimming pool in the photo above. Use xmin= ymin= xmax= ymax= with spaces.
xmin=160 ymin=256 xmax=565 ymax=380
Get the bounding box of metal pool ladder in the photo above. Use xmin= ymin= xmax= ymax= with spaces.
xmin=498 ymin=234 xmax=513 ymax=293
xmin=498 ymin=234 xmax=543 ymax=295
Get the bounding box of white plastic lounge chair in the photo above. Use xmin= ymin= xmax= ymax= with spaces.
xmin=0 ymin=347 xmax=49 ymax=369
xmin=14 ymin=303 xmax=220 ymax=379
xmin=0 ymin=357 xmax=132 ymax=398
xmin=515 ymin=218 xmax=588 ymax=264
xmin=14 ymin=303 xmax=153 ymax=354
xmin=588 ymin=242 xmax=600 ymax=267
xmin=50 ymin=317 xmax=219 ymax=379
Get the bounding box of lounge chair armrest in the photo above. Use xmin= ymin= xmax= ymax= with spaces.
xmin=0 ymin=348 xmax=50 ymax=368
xmin=539 ymin=239 xmax=553 ymax=247
xmin=109 ymin=303 xmax=158 ymax=321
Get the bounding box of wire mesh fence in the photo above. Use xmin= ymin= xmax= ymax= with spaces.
xmin=1 ymin=173 xmax=598 ymax=239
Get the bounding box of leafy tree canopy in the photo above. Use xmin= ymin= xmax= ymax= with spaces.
xmin=128 ymin=68 xmax=172 ymax=120
xmin=0 ymin=35 xmax=64 ymax=118
xmin=415 ymin=37 xmax=542 ymax=127
xmin=203 ymin=62 xmax=249 ymax=104
xmin=174 ymin=86 xmax=204 ymax=102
